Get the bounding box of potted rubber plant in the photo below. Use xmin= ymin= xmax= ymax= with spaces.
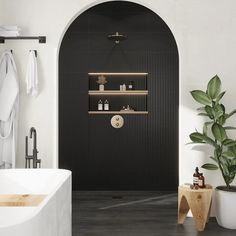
xmin=189 ymin=75 xmax=236 ymax=229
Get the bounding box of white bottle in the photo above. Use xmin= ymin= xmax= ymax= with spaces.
xmin=122 ymin=84 xmax=126 ymax=91
xmin=98 ymin=100 xmax=103 ymax=110
xmin=104 ymin=99 xmax=109 ymax=111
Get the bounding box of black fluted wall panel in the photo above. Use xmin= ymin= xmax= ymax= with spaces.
xmin=59 ymin=1 xmax=179 ymax=190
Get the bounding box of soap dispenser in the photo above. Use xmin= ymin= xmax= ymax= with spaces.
xmin=98 ymin=100 xmax=103 ymax=111
xmin=104 ymin=99 xmax=109 ymax=111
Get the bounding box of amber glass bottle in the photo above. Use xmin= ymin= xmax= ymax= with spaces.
xmin=193 ymin=167 xmax=200 ymax=186
xmin=198 ymin=173 xmax=205 ymax=188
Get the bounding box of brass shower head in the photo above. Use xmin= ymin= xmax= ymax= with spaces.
xmin=107 ymin=32 xmax=127 ymax=44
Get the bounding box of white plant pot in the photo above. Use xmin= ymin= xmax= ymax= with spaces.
xmin=215 ymin=186 xmax=236 ymax=229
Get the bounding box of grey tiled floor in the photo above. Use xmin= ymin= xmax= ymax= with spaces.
xmin=73 ymin=191 xmax=236 ymax=236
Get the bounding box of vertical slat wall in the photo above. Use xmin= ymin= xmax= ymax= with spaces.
xmin=59 ymin=1 xmax=179 ymax=190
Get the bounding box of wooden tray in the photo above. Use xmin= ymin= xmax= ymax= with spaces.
xmin=0 ymin=194 xmax=46 ymax=207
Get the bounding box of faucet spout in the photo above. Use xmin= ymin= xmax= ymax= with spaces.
xmin=30 ymin=127 xmax=37 ymax=150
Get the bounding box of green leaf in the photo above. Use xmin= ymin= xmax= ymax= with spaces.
xmin=223 ymin=139 xmax=236 ymax=147
xmin=226 ymin=109 xmax=236 ymax=119
xmin=225 ymin=175 xmax=233 ymax=185
xmin=191 ymin=90 xmax=212 ymax=106
xmin=203 ymin=135 xmax=218 ymax=147
xmin=226 ymin=158 xmax=232 ymax=166
xmin=228 ymin=145 xmax=236 ymax=156
xmin=224 ymin=126 xmax=236 ymax=130
xmin=214 ymin=104 xmax=224 ymax=119
xmin=229 ymin=165 xmax=236 ymax=173
xmin=222 ymin=151 xmax=235 ymax=157
xmin=216 ymin=91 xmax=226 ymax=104
xmin=214 ymin=148 xmax=221 ymax=158
xmin=228 ymin=175 xmax=235 ymax=184
xmin=220 ymin=104 xmax=225 ymax=113
xmin=220 ymin=155 xmax=228 ymax=164
xmin=189 ymin=132 xmax=217 ymax=147
xmin=198 ymin=113 xmax=209 ymax=117
xmin=202 ymin=163 xmax=219 ymax=170
xmin=218 ymin=115 xmax=226 ymax=125
xmin=205 ymin=106 xmax=215 ymax=118
xmin=186 ymin=142 xmax=199 ymax=145
xmin=207 ymin=75 xmax=221 ymax=99
xmin=189 ymin=132 xmax=205 ymax=143
xmin=221 ymin=162 xmax=230 ymax=176
xmin=232 ymin=158 xmax=236 ymax=165
xmin=212 ymin=123 xmax=227 ymax=142
xmin=202 ymin=133 xmax=218 ymax=147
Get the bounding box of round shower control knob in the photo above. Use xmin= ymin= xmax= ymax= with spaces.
xmin=111 ymin=115 xmax=124 ymax=128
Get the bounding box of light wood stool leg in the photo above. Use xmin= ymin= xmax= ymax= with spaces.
xmin=178 ymin=186 xmax=212 ymax=231
xmin=178 ymin=195 xmax=190 ymax=224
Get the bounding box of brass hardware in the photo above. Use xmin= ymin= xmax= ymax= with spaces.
xmin=111 ymin=115 xmax=124 ymax=128
xmin=107 ymin=32 xmax=127 ymax=44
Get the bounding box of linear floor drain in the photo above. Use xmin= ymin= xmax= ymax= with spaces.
xmin=112 ymin=195 xmax=123 ymax=199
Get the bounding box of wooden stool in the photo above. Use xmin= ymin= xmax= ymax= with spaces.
xmin=178 ymin=184 xmax=213 ymax=231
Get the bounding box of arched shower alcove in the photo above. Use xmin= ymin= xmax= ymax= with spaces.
xmin=59 ymin=1 xmax=179 ymax=191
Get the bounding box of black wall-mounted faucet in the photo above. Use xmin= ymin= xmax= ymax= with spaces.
xmin=25 ymin=127 xmax=41 ymax=168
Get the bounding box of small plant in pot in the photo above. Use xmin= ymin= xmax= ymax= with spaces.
xmin=189 ymin=75 xmax=236 ymax=229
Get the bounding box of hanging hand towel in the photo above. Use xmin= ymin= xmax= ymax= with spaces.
xmin=25 ymin=50 xmax=38 ymax=97
xmin=0 ymin=50 xmax=19 ymax=168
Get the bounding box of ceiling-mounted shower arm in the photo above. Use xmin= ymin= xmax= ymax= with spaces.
xmin=107 ymin=32 xmax=127 ymax=44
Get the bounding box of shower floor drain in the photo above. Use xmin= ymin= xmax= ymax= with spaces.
xmin=112 ymin=195 xmax=123 ymax=199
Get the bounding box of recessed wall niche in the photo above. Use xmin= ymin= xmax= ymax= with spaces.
xmin=59 ymin=1 xmax=179 ymax=190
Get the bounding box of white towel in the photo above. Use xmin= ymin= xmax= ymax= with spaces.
xmin=0 ymin=50 xmax=19 ymax=168
xmin=0 ymin=31 xmax=20 ymax=37
xmin=0 ymin=25 xmax=21 ymax=36
xmin=25 ymin=50 xmax=38 ymax=97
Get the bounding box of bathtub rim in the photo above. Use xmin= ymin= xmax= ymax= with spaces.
xmin=0 ymin=168 xmax=71 ymax=228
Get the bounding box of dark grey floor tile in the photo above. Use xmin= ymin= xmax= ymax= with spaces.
xmin=72 ymin=191 xmax=236 ymax=236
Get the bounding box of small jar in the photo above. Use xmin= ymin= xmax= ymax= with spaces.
xmin=127 ymin=81 xmax=134 ymax=90
xmin=99 ymin=84 xmax=104 ymax=91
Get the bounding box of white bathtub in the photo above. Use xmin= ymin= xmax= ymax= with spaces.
xmin=0 ymin=169 xmax=71 ymax=236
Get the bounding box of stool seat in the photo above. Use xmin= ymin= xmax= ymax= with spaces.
xmin=178 ymin=184 xmax=213 ymax=231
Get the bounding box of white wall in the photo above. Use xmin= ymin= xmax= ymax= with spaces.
xmin=1 ymin=0 xmax=236 ymax=187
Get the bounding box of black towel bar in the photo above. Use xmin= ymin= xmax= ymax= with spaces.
xmin=0 ymin=36 xmax=46 ymax=44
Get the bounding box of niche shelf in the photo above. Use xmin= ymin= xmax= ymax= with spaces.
xmin=88 ymin=90 xmax=148 ymax=96
xmin=88 ymin=72 xmax=148 ymax=115
xmin=88 ymin=72 xmax=148 ymax=76
xmin=88 ymin=111 xmax=148 ymax=115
